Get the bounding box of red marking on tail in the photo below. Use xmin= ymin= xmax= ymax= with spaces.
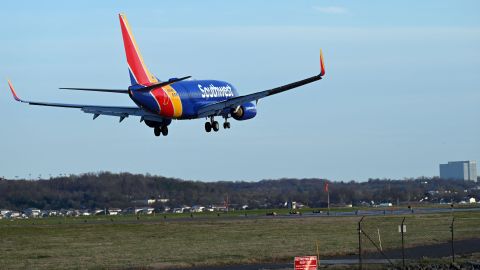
xmin=119 ymin=14 xmax=158 ymax=85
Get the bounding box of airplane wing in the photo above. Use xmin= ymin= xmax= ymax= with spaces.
xmin=7 ymin=80 xmax=163 ymax=122
xmin=197 ymin=50 xmax=326 ymax=118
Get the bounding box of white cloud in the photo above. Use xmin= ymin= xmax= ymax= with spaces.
xmin=313 ymin=6 xmax=348 ymax=14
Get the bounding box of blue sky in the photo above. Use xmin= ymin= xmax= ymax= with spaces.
xmin=1 ymin=1 xmax=479 ymax=181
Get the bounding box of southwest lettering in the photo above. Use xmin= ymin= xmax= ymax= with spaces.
xmin=198 ymin=84 xmax=234 ymax=99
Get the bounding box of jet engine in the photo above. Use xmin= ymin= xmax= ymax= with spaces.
xmin=231 ymin=102 xmax=257 ymax=121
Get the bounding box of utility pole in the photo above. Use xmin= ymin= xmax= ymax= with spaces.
xmin=325 ymin=181 xmax=330 ymax=215
xmin=265 ymin=198 xmax=268 ymax=215
xmin=327 ymin=189 xmax=330 ymax=214
xmin=401 ymin=217 xmax=406 ymax=269
xmin=224 ymin=194 xmax=229 ymax=212
xmin=450 ymin=217 xmax=455 ymax=263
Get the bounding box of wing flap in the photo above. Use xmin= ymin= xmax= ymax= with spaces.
xmin=81 ymin=106 xmax=144 ymax=117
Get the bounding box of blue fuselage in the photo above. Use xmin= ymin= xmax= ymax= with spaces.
xmin=129 ymin=79 xmax=255 ymax=120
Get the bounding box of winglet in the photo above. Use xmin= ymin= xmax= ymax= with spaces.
xmin=7 ymin=80 xmax=22 ymax=102
xmin=320 ymin=49 xmax=326 ymax=77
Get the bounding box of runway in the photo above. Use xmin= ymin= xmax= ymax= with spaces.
xmin=170 ymin=206 xmax=480 ymax=223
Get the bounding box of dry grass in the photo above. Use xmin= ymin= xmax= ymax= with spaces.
xmin=0 ymin=211 xmax=478 ymax=269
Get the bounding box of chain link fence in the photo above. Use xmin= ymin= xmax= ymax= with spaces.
xmin=357 ymin=213 xmax=480 ymax=269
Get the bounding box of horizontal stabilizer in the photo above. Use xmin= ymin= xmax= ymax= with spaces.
xmin=135 ymin=76 xmax=191 ymax=92
xmin=59 ymin=88 xmax=129 ymax=94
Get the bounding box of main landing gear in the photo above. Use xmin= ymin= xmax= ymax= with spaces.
xmin=205 ymin=117 xmax=230 ymax=133
xmin=204 ymin=121 xmax=218 ymax=132
xmin=154 ymin=125 xmax=168 ymax=137
xmin=144 ymin=120 xmax=171 ymax=137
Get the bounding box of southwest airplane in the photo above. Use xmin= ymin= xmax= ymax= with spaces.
xmin=7 ymin=14 xmax=325 ymax=137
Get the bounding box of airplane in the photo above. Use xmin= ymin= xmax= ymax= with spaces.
xmin=7 ymin=13 xmax=325 ymax=137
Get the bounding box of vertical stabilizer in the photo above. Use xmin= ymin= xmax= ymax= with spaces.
xmin=119 ymin=13 xmax=158 ymax=86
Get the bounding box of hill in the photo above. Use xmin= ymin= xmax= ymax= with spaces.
xmin=0 ymin=172 xmax=478 ymax=210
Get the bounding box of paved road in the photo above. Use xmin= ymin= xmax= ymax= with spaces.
xmin=271 ymin=206 xmax=480 ymax=219
xmin=162 ymin=206 xmax=480 ymax=223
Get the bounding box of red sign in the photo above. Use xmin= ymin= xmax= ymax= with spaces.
xmin=294 ymin=256 xmax=317 ymax=270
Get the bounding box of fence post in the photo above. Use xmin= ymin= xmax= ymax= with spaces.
xmin=450 ymin=217 xmax=455 ymax=263
xmin=358 ymin=216 xmax=365 ymax=270
xmin=377 ymin=228 xmax=382 ymax=251
xmin=361 ymin=226 xmax=395 ymax=267
xmin=401 ymin=217 xmax=406 ymax=269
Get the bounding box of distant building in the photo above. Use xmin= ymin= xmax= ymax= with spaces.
xmin=377 ymin=202 xmax=393 ymax=207
xmin=440 ymin=161 xmax=477 ymax=181
xmin=210 ymin=205 xmax=228 ymax=212
xmin=191 ymin=206 xmax=205 ymax=213
xmin=24 ymin=208 xmax=41 ymax=218
xmin=107 ymin=208 xmax=122 ymax=215
xmin=137 ymin=207 xmax=154 ymax=215
xmin=46 ymin=210 xmax=60 ymax=217
xmin=80 ymin=210 xmax=92 ymax=216
xmin=172 ymin=208 xmax=184 ymax=213
xmin=6 ymin=211 xmax=22 ymax=219
xmin=93 ymin=209 xmax=106 ymax=215
xmin=284 ymin=201 xmax=305 ymax=210
xmin=132 ymin=199 xmax=156 ymax=205
xmin=122 ymin=207 xmax=154 ymax=215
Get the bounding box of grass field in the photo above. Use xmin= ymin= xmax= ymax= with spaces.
xmin=0 ymin=209 xmax=479 ymax=269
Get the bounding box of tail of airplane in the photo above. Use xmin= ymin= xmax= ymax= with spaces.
xmin=119 ymin=13 xmax=158 ymax=86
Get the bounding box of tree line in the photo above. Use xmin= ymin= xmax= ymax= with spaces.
xmin=0 ymin=172 xmax=478 ymax=210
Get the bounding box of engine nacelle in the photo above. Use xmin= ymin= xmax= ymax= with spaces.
xmin=231 ymin=102 xmax=257 ymax=121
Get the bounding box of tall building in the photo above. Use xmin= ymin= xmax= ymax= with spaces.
xmin=439 ymin=161 xmax=477 ymax=181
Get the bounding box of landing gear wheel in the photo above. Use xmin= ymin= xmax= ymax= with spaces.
xmin=226 ymin=122 xmax=231 ymax=129
xmin=223 ymin=122 xmax=228 ymax=129
xmin=205 ymin=122 xmax=212 ymax=132
xmin=212 ymin=121 xmax=220 ymax=132
xmin=154 ymin=127 xmax=161 ymax=137
xmin=161 ymin=126 xmax=168 ymax=136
